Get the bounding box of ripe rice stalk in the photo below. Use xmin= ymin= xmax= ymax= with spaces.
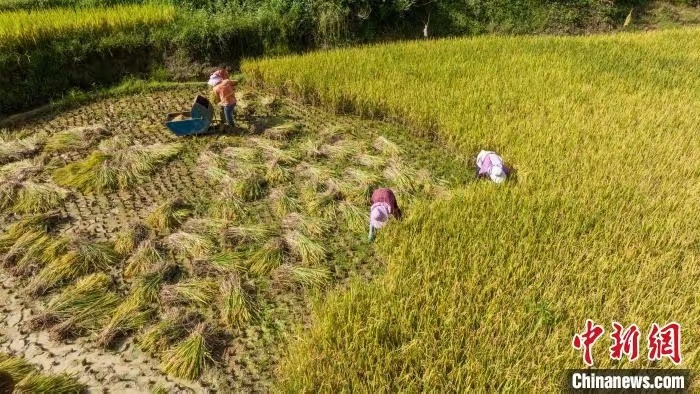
xmin=14 ymin=372 xmax=86 ymax=394
xmin=248 ymin=238 xmax=285 ymax=276
xmin=164 ymin=232 xmax=216 ymax=259
xmin=113 ymin=142 xmax=182 ymax=188
xmin=44 ymin=125 xmax=110 ymax=153
xmin=161 ymin=279 xmax=219 ymax=308
xmin=383 ymin=158 xmax=420 ymax=195
xmin=282 ymin=213 xmax=327 ymax=237
xmin=0 ymin=134 xmax=43 ymax=165
xmin=219 ymin=277 xmax=252 ymax=328
xmin=27 ymin=241 xmax=119 ymax=295
xmin=1 ymin=230 xmax=46 ymax=268
xmin=373 ymin=136 xmax=402 ymax=156
xmin=113 ymin=222 xmax=151 ymax=255
xmin=4 ymin=233 xmax=67 ymax=277
xmin=124 ymin=240 xmax=164 ymax=278
xmin=0 ymin=354 xmax=34 ymax=381
xmin=268 ymin=187 xmax=301 ymax=218
xmin=146 ymin=198 xmax=192 ymax=232
xmin=160 ymin=323 xmax=213 ymax=381
xmin=12 ymin=181 xmax=70 ymax=214
xmin=283 ymin=230 xmax=326 ymax=266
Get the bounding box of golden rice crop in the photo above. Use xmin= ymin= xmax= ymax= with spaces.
xmin=0 ymin=4 xmax=175 ymax=49
xmin=244 ymin=28 xmax=700 ymax=391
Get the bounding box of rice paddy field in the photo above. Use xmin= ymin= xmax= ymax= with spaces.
xmin=0 ymin=3 xmax=175 ymax=49
xmin=242 ymin=27 xmax=700 ymax=391
xmin=0 ymin=85 xmax=468 ymax=391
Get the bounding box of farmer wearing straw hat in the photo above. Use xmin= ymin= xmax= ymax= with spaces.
xmin=208 ymin=68 xmax=237 ymax=130
xmin=368 ymin=188 xmax=402 ymax=241
xmin=476 ymin=150 xmax=507 ymax=184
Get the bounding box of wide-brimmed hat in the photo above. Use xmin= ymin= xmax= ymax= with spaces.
xmin=489 ymin=165 xmax=507 ymax=183
xmin=370 ymin=203 xmax=390 ymax=229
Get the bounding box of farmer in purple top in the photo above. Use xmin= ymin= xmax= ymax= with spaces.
xmin=368 ymin=188 xmax=402 ymax=241
xmin=476 ymin=150 xmax=507 ymax=183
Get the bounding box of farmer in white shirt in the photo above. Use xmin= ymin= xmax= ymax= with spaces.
xmin=476 ymin=150 xmax=507 ymax=183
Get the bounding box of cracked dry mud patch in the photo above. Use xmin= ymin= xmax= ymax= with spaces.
xmin=0 ymin=86 xmax=463 ymax=393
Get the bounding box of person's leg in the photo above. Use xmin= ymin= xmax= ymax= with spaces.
xmin=224 ymin=104 xmax=235 ymax=126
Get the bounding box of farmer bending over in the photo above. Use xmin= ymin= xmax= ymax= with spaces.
xmin=208 ymin=68 xmax=237 ymax=129
xmin=476 ymin=150 xmax=507 ymax=183
xmin=369 ymin=188 xmax=402 ymax=241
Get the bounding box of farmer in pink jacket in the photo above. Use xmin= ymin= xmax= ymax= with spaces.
xmin=476 ymin=150 xmax=507 ymax=183
xmin=368 ymin=188 xmax=402 ymax=241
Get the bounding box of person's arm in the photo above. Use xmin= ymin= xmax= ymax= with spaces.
xmin=368 ymin=224 xmax=376 ymax=241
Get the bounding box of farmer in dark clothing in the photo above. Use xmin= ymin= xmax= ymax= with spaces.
xmin=368 ymin=188 xmax=402 ymax=241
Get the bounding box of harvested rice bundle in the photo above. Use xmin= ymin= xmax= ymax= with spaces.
xmin=208 ymin=191 xmax=245 ymax=221
xmin=3 ymin=234 xmax=68 ymax=278
xmin=0 ymin=158 xmax=42 ymax=184
xmin=0 ymin=353 xmax=34 ymax=381
xmin=373 ymin=135 xmax=402 ymax=156
xmin=223 ymin=223 xmax=275 ymax=247
xmin=383 ymin=158 xmax=420 ymax=195
xmin=268 ymin=186 xmax=301 ymax=218
xmin=319 ymin=138 xmax=363 ymax=161
xmin=161 ymin=279 xmax=219 ymax=308
xmin=282 ymin=213 xmax=327 ymax=237
xmin=0 ymin=134 xmax=43 ymax=165
xmin=219 ymin=277 xmax=252 ymax=328
xmin=124 ymin=240 xmax=165 ymax=278
xmin=248 ymin=137 xmax=299 ymax=165
xmin=263 ymin=122 xmax=301 ymax=141
xmin=53 ymin=138 xmax=181 ymax=192
xmin=138 ymin=311 xmax=203 ymax=355
xmin=114 ymin=221 xmax=151 ymax=255
xmin=230 ymin=171 xmax=268 ymax=202
xmin=283 ymin=230 xmax=326 ymax=266
xmin=338 ymin=200 xmax=366 ymax=233
xmin=272 ymin=264 xmax=330 ymax=290
xmin=14 ymin=371 xmax=86 ymax=393
xmin=160 ymin=323 xmax=214 ymax=380
xmin=11 ymin=181 xmax=70 ymax=214
xmin=264 ymin=159 xmax=293 ymax=185
xmin=44 ymin=124 xmax=110 ymax=153
xmin=209 ymin=251 xmax=247 ymax=273
xmin=97 ymin=273 xmax=161 ymax=347
xmin=300 ymin=138 xmax=325 ymax=159
xmin=146 ymin=198 xmax=192 ymax=232
xmin=164 ymin=231 xmax=216 ymax=260
xmin=27 ymin=240 xmax=119 ymax=295
xmin=248 ymin=238 xmax=285 ymax=276
xmin=355 ymin=152 xmax=387 ymax=169
xmin=29 ymin=273 xmax=119 ymax=340
xmin=294 ymin=162 xmax=336 ymax=191
xmin=220 ymin=146 xmax=259 ymax=164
